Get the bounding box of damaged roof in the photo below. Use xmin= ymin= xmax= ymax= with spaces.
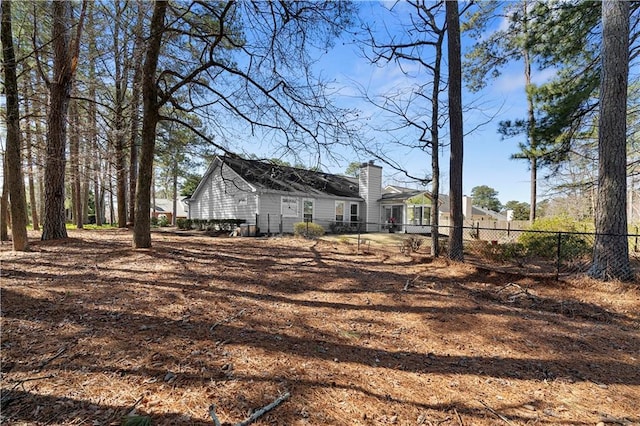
xmin=221 ymin=154 xmax=362 ymax=199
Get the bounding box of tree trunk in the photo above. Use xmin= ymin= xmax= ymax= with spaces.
xmin=69 ymin=100 xmax=83 ymax=228
xmin=588 ymin=0 xmax=634 ymax=281
xmin=23 ymin=74 xmax=40 ymax=231
xmin=133 ymin=0 xmax=167 ymax=248
xmin=446 ymin=0 xmax=464 ymax=262
xmin=115 ymin=114 xmax=128 ymax=228
xmin=520 ymin=0 xmax=538 ymax=224
xmin=35 ymin=110 xmax=46 ymax=226
xmin=108 ymin=162 xmax=115 ymax=225
xmin=0 ymin=182 xmax=8 ymax=242
xmin=81 ymin=141 xmax=90 ymax=224
xmin=529 ymin=155 xmax=537 ymax=222
xmin=87 ymin=4 xmax=102 ymax=227
xmin=128 ymin=3 xmax=145 ymax=226
xmin=113 ymin=3 xmax=128 ymax=228
xmin=430 ymin=34 xmax=444 ymax=258
xmin=32 ymin=77 xmax=47 ymax=226
xmin=2 ymin=0 xmax=29 ymax=250
xmin=172 ymin=157 xmax=178 ymax=226
xmin=42 ymin=1 xmax=72 ymax=240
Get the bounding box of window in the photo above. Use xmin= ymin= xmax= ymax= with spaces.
xmin=281 ymin=196 xmax=299 ymax=218
xmin=408 ymin=205 xmax=431 ymax=225
xmin=335 ymin=201 xmax=345 ymax=222
xmin=383 ymin=205 xmax=403 ymax=225
xmin=303 ymin=199 xmax=314 ymax=222
xmin=350 ymin=203 xmax=359 ymax=223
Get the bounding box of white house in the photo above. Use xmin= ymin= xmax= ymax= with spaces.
xmin=185 ymin=155 xmax=498 ymax=234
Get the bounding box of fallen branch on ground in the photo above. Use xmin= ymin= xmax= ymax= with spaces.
xmin=495 ymin=283 xmax=537 ymax=303
xmin=37 ymin=347 xmax=66 ymax=371
xmin=209 ymin=405 xmax=222 ymax=426
xmin=9 ymin=374 xmax=56 ymax=389
xmin=2 ymin=374 xmax=56 ymax=409
xmin=478 ymin=400 xmax=515 ymax=426
xmin=210 ymin=309 xmax=246 ymax=333
xmin=210 ymin=392 xmax=291 ymax=426
xmin=496 ymin=283 xmax=522 ymax=293
xmin=403 ymin=275 xmax=420 ymax=291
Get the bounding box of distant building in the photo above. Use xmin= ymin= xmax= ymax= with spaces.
xmin=106 ymin=198 xmax=188 ymax=225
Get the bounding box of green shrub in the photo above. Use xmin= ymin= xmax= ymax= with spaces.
xmin=468 ymin=240 xmax=527 ymax=263
xmin=294 ymin=221 xmax=325 ymax=238
xmin=185 ymin=218 xmax=246 ymax=231
xmin=518 ymin=216 xmax=591 ymax=259
xmin=529 ymin=216 xmax=588 ymax=233
xmin=329 ymin=221 xmax=361 ymax=234
xmin=176 ymin=218 xmax=192 ymax=230
xmin=158 ymin=214 xmax=170 ymax=227
xmin=150 ymin=216 xmax=159 ymax=227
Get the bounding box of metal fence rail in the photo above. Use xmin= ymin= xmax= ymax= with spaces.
xmin=295 ymin=220 xmax=639 ymax=281
xmin=458 ymin=225 xmax=639 ymax=280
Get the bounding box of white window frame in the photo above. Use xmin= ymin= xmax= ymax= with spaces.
xmin=303 ymin=199 xmax=314 ymax=222
xmin=408 ymin=205 xmax=431 ymax=226
xmin=349 ymin=202 xmax=359 ymax=223
xmin=281 ymin=196 xmax=299 ymax=218
xmin=335 ymin=201 xmax=345 ymax=222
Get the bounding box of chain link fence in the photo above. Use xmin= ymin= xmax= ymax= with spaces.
xmin=293 ymin=219 xmax=639 ymax=281
xmin=461 ymin=225 xmax=639 ymax=279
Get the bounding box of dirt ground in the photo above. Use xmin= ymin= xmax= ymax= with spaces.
xmin=1 ymin=229 xmax=639 ymax=426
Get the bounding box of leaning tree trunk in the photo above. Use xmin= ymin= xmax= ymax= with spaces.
xmin=133 ymin=0 xmax=167 ymax=248
xmin=588 ymin=0 xmax=634 ymax=281
xmin=2 ymin=0 xmax=29 ymax=251
xmin=446 ymin=0 xmax=464 ymax=262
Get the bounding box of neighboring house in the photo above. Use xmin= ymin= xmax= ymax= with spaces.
xmin=378 ymin=186 xmax=509 ymax=232
xmin=106 ymin=198 xmax=188 ymax=225
xmin=152 ymin=198 xmax=189 ymax=223
xmin=437 ymin=193 xmax=509 ymax=225
xmin=186 ymin=154 xmax=498 ymax=234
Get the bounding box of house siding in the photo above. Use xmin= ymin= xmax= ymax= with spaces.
xmin=189 ymin=162 xmax=258 ymax=224
xmin=256 ymin=193 xmax=362 ymax=234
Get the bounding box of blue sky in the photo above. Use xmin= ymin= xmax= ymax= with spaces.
xmin=321 ymin=1 xmax=543 ymax=205
xmin=249 ymin=1 xmax=546 ymax=205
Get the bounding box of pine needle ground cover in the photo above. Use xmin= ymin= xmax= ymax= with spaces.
xmin=1 ymin=229 xmax=638 ymax=425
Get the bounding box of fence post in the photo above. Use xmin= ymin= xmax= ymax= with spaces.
xmin=556 ymin=232 xmax=562 ymax=281
xmin=280 ymin=214 xmax=283 ymax=236
xmin=507 ymin=221 xmax=511 ymax=237
xmin=635 ymin=226 xmax=638 ymax=253
xmin=267 ymin=214 xmax=270 ymax=237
